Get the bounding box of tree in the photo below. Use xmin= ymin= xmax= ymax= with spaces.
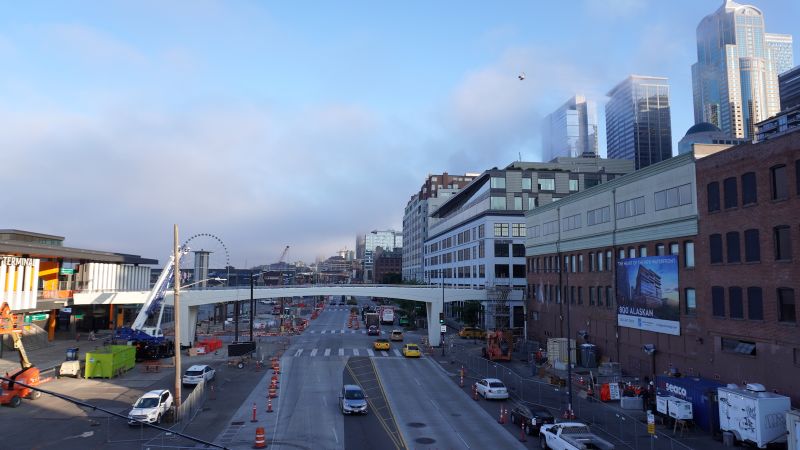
xmin=462 ymin=301 xmax=482 ymax=327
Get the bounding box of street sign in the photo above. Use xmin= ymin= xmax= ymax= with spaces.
xmin=24 ymin=313 xmax=48 ymax=322
xmin=60 ymin=268 xmax=74 ymax=275
xmin=647 ymin=410 xmax=655 ymax=435
xmin=440 ymin=325 xmax=447 ymax=333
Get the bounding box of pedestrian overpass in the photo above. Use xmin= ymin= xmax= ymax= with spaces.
xmin=73 ymin=285 xmax=494 ymax=347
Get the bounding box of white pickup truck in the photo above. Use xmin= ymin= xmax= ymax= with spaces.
xmin=540 ymin=422 xmax=615 ymax=450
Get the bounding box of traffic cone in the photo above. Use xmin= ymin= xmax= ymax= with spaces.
xmin=251 ymin=402 xmax=258 ymax=422
xmin=473 ymin=384 xmax=479 ymax=401
xmin=266 ymin=397 xmax=273 ymax=413
xmin=253 ymin=426 xmax=266 ymax=448
xmin=519 ymin=420 xmax=527 ymax=442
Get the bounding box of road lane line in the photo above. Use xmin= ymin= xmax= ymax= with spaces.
xmin=321 ymin=330 xmax=327 ymax=334
xmin=294 ymin=348 xmax=303 ymax=357
xmin=381 ymin=351 xmax=389 ymax=357
xmin=393 ymin=349 xmax=401 ymax=357
xmin=353 ymin=349 xmax=360 ymax=356
xmin=324 ymin=348 xmax=331 ymax=356
xmin=310 ymin=348 xmax=318 ymax=357
xmin=331 ymin=426 xmax=338 ymax=443
xmin=367 ymin=349 xmax=374 ymax=357
xmin=338 ymin=348 xmax=345 ymax=356
xmin=415 ymin=378 xmax=422 ymax=386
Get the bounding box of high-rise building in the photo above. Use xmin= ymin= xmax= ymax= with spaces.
xmin=541 ymin=95 xmax=599 ymax=161
xmin=692 ymin=1 xmax=794 ymax=139
xmin=779 ymin=65 xmax=800 ymax=110
xmin=361 ymin=230 xmax=402 ymax=282
xmin=402 ymin=172 xmax=478 ymax=282
xmin=606 ymin=75 xmax=673 ymax=170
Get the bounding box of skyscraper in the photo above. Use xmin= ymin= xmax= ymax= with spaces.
xmin=541 ymin=95 xmax=598 ymax=161
xmin=606 ymin=75 xmax=673 ymax=170
xmin=692 ymin=1 xmax=794 ymax=139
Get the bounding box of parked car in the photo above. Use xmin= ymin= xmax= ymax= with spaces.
xmin=340 ymin=384 xmax=368 ymax=415
xmin=367 ymin=325 xmax=380 ymax=336
xmin=390 ymin=330 xmax=404 ymax=342
xmin=373 ymin=338 xmax=390 ymax=351
xmin=182 ymin=364 xmax=215 ymax=386
xmin=128 ymin=389 xmax=173 ymax=426
xmin=402 ymin=343 xmax=421 ymax=358
xmin=508 ymin=401 xmax=555 ymax=436
xmin=474 ymin=378 xmax=509 ymax=400
xmin=459 ymin=327 xmax=486 ymax=339
xmin=539 ymin=421 xmax=615 ymax=450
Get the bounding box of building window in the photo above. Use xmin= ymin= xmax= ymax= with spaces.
xmin=655 ymin=184 xmax=692 ymax=210
xmin=726 ymin=232 xmax=741 ymax=263
xmin=639 ymin=246 xmax=648 ymax=257
xmin=528 ymin=197 xmax=537 ymax=210
xmin=561 ymin=214 xmax=582 ymax=231
xmin=512 ymin=265 xmax=525 ymax=278
xmin=669 ymin=242 xmax=679 ymax=256
xmin=710 ymin=234 xmax=723 ymax=264
xmin=597 ymin=252 xmax=604 ymax=271
xmin=774 ymin=226 xmax=792 ymax=261
xmin=721 ymin=338 xmax=757 ymax=356
xmin=655 ymin=243 xmax=665 ymax=256
xmin=478 ymin=225 xmax=485 ymax=238
xmin=606 ymin=286 xmax=612 ymax=308
xmin=589 ymin=287 xmax=594 ymax=305
xmin=628 ymin=247 xmax=635 ymax=259
xmin=570 ymin=286 xmax=575 ymax=304
xmin=771 ymin=165 xmax=788 ymax=200
xmin=578 ymin=254 xmax=584 ymax=272
xmin=494 ymin=264 xmax=509 ymax=278
xmin=744 ymin=229 xmax=760 ymax=262
xmin=522 ymin=178 xmax=532 ymax=190
xmin=712 ymin=286 xmax=725 ymax=317
xmin=587 ymin=206 xmax=610 ymax=226
xmin=685 ymin=288 xmax=696 ymax=315
xmin=747 ymin=287 xmax=763 ymax=320
xmin=478 ymin=265 xmax=485 ymax=278
xmin=589 ymin=253 xmax=595 ymax=272
xmin=577 ymin=287 xmax=583 ymax=305
xmin=596 ymin=286 xmax=603 ymax=306
xmin=494 ymin=242 xmax=509 ymax=257
xmin=494 ymin=223 xmax=509 ymax=237
xmin=571 ymin=255 xmax=577 ymax=272
xmin=684 ymin=241 xmax=695 ymax=268
xmin=723 ymin=177 xmax=738 ymax=209
xmin=742 ymin=172 xmax=757 ymax=205
xmin=605 ymin=251 xmax=611 ymax=270
xmin=538 ymin=178 xmax=555 ymax=191
xmin=569 ymin=179 xmax=579 ymax=192
xmin=619 ymin=248 xmax=625 ymax=260
xmin=491 ymin=196 xmax=507 ymax=210
xmin=729 ymin=287 xmax=744 ymax=319
xmin=615 ymin=196 xmax=645 ymax=219
xmin=778 ymin=288 xmax=796 ymax=323
xmin=707 ymin=182 xmax=720 ymax=212
xmin=511 ymin=223 xmax=526 ymax=237
xmin=490 ymin=176 xmax=506 ymax=189
xmin=512 ymin=196 xmax=523 ymax=210
xmin=512 ymin=244 xmax=525 ymax=257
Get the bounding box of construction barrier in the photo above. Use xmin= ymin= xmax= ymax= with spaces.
xmin=254 ymin=426 xmax=266 ymax=448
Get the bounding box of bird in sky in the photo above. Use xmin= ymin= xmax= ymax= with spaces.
xmin=518 ymin=72 xmax=526 ymax=81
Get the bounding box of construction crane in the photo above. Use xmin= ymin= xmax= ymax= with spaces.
xmin=0 ymin=302 xmax=41 ymax=407
xmin=277 ymin=245 xmax=290 ymax=265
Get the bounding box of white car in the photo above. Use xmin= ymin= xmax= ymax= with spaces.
xmin=182 ymin=364 xmax=215 ymax=385
xmin=128 ymin=389 xmax=173 ymax=425
xmin=475 ymin=378 xmax=509 ymax=400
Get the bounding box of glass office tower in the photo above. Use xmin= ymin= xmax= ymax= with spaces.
xmin=692 ymin=1 xmax=794 ymax=139
xmin=541 ymin=95 xmax=599 ymax=161
xmin=606 ymin=75 xmax=673 ymax=170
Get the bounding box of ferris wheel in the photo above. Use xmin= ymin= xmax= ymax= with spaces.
xmin=177 ymin=233 xmax=231 ymax=286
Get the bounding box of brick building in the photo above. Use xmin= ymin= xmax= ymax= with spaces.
xmin=373 ymin=248 xmax=402 ymax=284
xmin=695 ymin=130 xmax=799 ymax=403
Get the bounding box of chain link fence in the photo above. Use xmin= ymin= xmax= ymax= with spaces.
xmin=454 ymin=351 xmax=697 ymax=450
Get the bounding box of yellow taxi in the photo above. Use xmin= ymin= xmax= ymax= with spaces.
xmin=390 ymin=330 xmax=404 ymax=342
xmin=458 ymin=327 xmax=486 ymax=339
xmin=373 ymin=338 xmax=391 ymax=351
xmin=402 ymin=343 xmax=421 ymax=358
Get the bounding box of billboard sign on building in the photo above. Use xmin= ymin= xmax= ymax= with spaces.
xmin=616 ymin=255 xmax=680 ymax=335
xmin=1 ymin=255 xmax=40 ymax=311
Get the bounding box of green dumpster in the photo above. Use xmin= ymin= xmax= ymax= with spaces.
xmin=85 ymin=345 xmax=136 ymax=378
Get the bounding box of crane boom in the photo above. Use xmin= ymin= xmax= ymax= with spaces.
xmin=278 ymin=245 xmax=290 ymax=264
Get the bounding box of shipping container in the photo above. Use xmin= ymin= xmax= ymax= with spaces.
xmin=85 ymin=345 xmax=136 ymax=378
xmin=547 ymin=338 xmax=575 ymax=365
xmin=718 ymin=383 xmax=791 ymax=448
xmin=656 ymin=375 xmax=722 ymax=432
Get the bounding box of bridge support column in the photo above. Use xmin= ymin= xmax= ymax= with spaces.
xmin=177 ymin=304 xmax=199 ymax=347
xmin=425 ymin=300 xmax=442 ymax=347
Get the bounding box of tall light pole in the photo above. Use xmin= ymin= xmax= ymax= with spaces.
xmin=173 ymin=224 xmax=182 ymax=411
xmin=249 ymin=270 xmax=255 ymax=342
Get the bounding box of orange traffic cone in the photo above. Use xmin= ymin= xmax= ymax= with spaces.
xmin=254 ymin=426 xmax=266 ymax=448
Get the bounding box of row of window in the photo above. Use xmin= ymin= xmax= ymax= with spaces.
xmin=706 ymin=160 xmax=800 ymax=213
xmin=427 ymin=241 xmax=526 ymax=267
xmin=709 ymin=225 xmax=793 ymax=264
xmin=527 ymin=240 xmax=696 ymax=274
xmin=426 ymin=223 xmax=528 ymax=255
xmin=530 ymin=283 xmax=615 ymax=308
xmin=711 ymin=286 xmax=795 ymax=323
xmin=426 ymin=263 xmax=527 ymax=280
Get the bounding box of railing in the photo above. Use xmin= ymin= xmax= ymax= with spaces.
xmin=452 ymin=349 xmax=696 ymax=450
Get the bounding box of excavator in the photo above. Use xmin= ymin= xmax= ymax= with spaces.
xmin=0 ymin=302 xmax=41 ymax=407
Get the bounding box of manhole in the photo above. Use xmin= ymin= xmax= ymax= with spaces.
xmin=415 ymin=437 xmax=436 ymax=444
xmin=231 ymin=421 xmax=245 ymax=425
xmin=407 ymin=422 xmax=427 ymax=428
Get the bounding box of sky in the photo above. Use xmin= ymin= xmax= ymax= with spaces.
xmin=2 ymin=0 xmax=799 ymax=268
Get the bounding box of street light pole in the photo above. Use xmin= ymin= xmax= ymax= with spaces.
xmin=249 ymin=270 xmax=255 ymax=342
xmin=173 ymin=224 xmax=182 ymax=410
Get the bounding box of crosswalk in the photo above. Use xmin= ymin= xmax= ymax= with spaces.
xmin=307 ymin=329 xmax=386 ymax=335
xmin=289 ymin=347 xmax=406 ymax=358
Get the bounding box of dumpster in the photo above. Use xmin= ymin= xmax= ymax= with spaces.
xmin=657 ymin=375 xmax=723 ymax=432
xmin=85 ymin=345 xmax=136 ymax=378
xmin=66 ymin=347 xmax=79 ymax=361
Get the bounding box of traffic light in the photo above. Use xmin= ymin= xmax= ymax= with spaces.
xmin=439 ymin=312 xmax=445 ymax=324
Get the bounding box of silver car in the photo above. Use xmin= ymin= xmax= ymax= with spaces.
xmin=340 ymin=384 xmax=368 ymax=415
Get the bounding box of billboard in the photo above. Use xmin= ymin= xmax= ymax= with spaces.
xmin=616 ymin=255 xmax=680 ymax=335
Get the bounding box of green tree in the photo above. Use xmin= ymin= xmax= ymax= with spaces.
xmin=462 ymin=301 xmax=481 ymax=327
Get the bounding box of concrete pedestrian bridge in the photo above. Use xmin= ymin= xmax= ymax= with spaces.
xmin=73 ymin=284 xmax=499 ymax=347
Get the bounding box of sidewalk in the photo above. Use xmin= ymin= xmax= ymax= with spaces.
xmin=0 ymin=332 xmax=110 ymax=375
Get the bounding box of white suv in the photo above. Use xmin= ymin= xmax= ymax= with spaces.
xmin=128 ymin=389 xmax=173 ymax=425
xmin=182 ymin=364 xmax=215 ymax=386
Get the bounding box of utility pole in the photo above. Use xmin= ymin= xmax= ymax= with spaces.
xmin=173 ymin=224 xmax=182 ymax=410
xmin=249 ymin=270 xmax=255 ymax=342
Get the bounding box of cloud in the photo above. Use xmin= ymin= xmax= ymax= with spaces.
xmin=584 ymin=0 xmax=646 ymax=19
xmin=44 ymin=23 xmax=147 ymax=66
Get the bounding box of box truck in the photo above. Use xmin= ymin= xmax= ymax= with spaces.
xmin=718 ymin=383 xmax=790 ymax=448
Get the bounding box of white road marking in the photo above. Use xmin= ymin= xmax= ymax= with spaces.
xmin=353 ymin=349 xmax=360 ymax=356
xmin=324 ymin=348 xmax=331 ymax=356
xmin=332 ymin=426 xmax=339 ymax=443
xmin=294 ymin=349 xmax=303 ymax=357
xmin=322 ymin=395 xmax=327 ymax=406
xmin=338 ymin=348 xmax=345 ymax=356
xmin=367 ymin=349 xmax=374 ymax=357
xmin=381 ymin=351 xmax=389 ymax=357
xmin=321 ymin=330 xmax=327 ymax=334
xmin=310 ymin=348 xmax=318 ymax=357
xmin=393 ymin=349 xmax=401 ymax=357
xmin=415 ymin=378 xmax=422 ymax=386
